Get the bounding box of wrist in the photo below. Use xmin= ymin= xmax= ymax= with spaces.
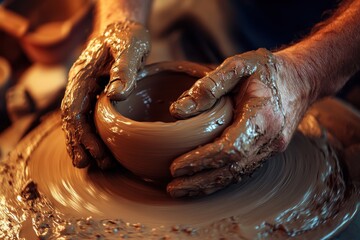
xmin=95 ymin=0 xmax=151 ymax=34
xmin=273 ymin=49 xmax=318 ymax=140
xmin=275 ymin=49 xmax=320 ymax=107
xmin=275 ymin=0 xmax=360 ymax=102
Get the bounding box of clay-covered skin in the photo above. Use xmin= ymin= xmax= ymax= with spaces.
xmin=61 ymin=21 xmax=150 ymax=169
xmin=94 ymin=65 xmax=233 ymax=180
xmin=168 ymin=48 xmax=312 ymax=197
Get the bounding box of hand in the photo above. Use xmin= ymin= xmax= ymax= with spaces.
xmin=167 ymin=48 xmax=314 ymax=198
xmin=61 ymin=21 xmax=150 ymax=169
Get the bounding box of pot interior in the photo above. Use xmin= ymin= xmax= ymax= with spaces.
xmin=113 ymin=71 xmax=196 ymax=122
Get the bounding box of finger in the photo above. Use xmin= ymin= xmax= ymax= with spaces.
xmin=68 ymin=130 xmax=113 ymax=169
xmin=171 ymin=96 xmax=270 ymax=178
xmin=74 ymin=114 xmax=115 ymax=170
xmin=81 ymin=130 xmax=114 ymax=169
xmin=83 ymin=135 xmax=115 ymax=169
xmin=72 ymin=145 xmax=91 ymax=168
xmin=106 ymin=52 xmax=137 ymax=100
xmin=170 ymin=113 xmax=253 ymax=178
xmin=106 ymin=33 xmax=149 ymax=100
xmin=72 ymin=140 xmax=114 ymax=170
xmin=170 ymin=139 xmax=231 ymax=177
xmin=62 ymin=42 xmax=110 ymax=168
xmin=64 ymin=112 xmax=97 ymax=168
xmin=62 ymin=84 xmax=100 ymax=168
xmin=81 ymin=130 xmax=105 ymax=159
xmin=170 ymin=56 xmax=249 ymax=119
xmin=167 ymin=165 xmax=235 ymax=198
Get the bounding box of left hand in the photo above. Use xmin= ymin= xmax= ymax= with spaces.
xmin=167 ymin=48 xmax=315 ymax=198
xmin=61 ymin=21 xmax=150 ymax=169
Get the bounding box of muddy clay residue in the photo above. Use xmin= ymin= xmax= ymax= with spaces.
xmin=0 ymin=111 xmax=359 ymax=239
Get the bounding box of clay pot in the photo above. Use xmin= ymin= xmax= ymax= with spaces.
xmin=95 ymin=61 xmax=233 ymax=181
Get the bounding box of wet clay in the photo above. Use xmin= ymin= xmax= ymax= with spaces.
xmin=61 ymin=20 xmax=151 ymax=169
xmin=0 ymin=101 xmax=359 ymax=239
xmin=95 ymin=62 xmax=233 ymax=180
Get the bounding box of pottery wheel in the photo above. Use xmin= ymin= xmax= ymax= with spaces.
xmin=0 ymin=99 xmax=359 ymax=239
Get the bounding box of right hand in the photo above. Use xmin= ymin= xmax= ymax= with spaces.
xmin=61 ymin=21 xmax=150 ymax=169
xmin=167 ymin=49 xmax=314 ymax=197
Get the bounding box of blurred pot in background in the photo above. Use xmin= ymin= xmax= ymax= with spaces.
xmin=0 ymin=0 xmax=93 ymax=64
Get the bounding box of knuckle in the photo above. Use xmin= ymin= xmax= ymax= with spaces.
xmin=229 ymin=55 xmax=247 ymax=67
xmin=219 ymin=55 xmax=250 ymax=80
xmin=220 ymin=56 xmax=239 ymax=72
xmin=225 ymin=55 xmax=240 ymax=64
xmin=196 ymin=78 xmax=217 ymax=99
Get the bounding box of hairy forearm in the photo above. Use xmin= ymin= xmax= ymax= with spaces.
xmin=277 ymin=0 xmax=360 ymax=103
xmin=95 ymin=0 xmax=152 ymax=33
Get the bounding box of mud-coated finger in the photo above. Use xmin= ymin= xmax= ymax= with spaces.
xmin=63 ymin=88 xmax=101 ymax=168
xmin=72 ymin=145 xmax=91 ymax=168
xmin=72 ymin=138 xmax=113 ymax=169
xmin=61 ymin=41 xmax=109 ymax=168
xmin=167 ymin=165 xmax=235 ymax=198
xmin=73 ymin=112 xmax=114 ymax=169
xmin=170 ymin=139 xmax=232 ymax=177
xmin=106 ymin=26 xmax=150 ymax=101
xmin=170 ymin=111 xmax=253 ymax=178
xmin=170 ymin=56 xmax=249 ymax=119
xmin=106 ymin=50 xmax=138 ymax=101
xmin=171 ymin=97 xmax=271 ymax=178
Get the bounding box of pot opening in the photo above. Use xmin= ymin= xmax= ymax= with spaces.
xmin=113 ymin=71 xmax=196 ymax=122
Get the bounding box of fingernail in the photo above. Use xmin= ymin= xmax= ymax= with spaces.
xmin=171 ymin=189 xmax=188 ymax=198
xmin=106 ymin=79 xmax=122 ymax=94
xmin=171 ymin=96 xmax=197 ymax=118
xmin=106 ymin=81 xmax=126 ymax=100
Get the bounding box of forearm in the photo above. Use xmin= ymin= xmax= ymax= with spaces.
xmin=277 ymin=0 xmax=360 ymax=103
xmin=95 ymin=0 xmax=152 ymax=34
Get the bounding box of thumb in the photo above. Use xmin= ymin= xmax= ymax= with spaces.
xmin=169 ymin=75 xmax=218 ymax=119
xmin=170 ymin=57 xmax=247 ymax=119
xmin=105 ymin=49 xmax=138 ymax=101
